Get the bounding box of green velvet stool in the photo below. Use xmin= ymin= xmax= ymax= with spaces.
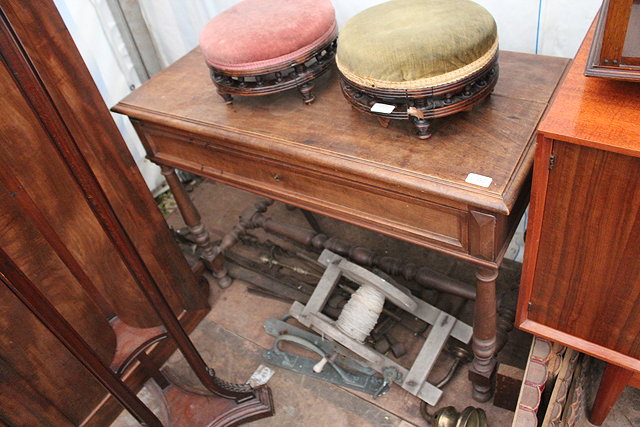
xmin=337 ymin=0 xmax=499 ymax=139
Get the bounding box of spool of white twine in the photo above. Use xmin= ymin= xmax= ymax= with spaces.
xmin=336 ymin=284 xmax=385 ymax=343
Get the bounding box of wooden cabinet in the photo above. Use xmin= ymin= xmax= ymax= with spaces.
xmin=516 ymin=26 xmax=640 ymax=425
xmin=0 ymin=2 xmax=209 ymax=425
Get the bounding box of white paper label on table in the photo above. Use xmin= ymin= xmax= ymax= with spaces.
xmin=465 ymin=173 xmax=493 ymax=188
xmin=246 ymin=364 xmax=275 ymax=387
xmin=370 ymin=103 xmax=396 ymax=114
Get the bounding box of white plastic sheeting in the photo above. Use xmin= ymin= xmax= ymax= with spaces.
xmin=138 ymin=0 xmax=603 ymax=67
xmin=55 ymin=0 xmax=603 ymax=197
xmin=54 ymin=0 xmax=165 ymax=192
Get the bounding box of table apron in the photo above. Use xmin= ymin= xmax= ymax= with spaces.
xmin=139 ymin=124 xmax=523 ymax=269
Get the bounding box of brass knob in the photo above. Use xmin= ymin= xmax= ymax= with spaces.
xmin=433 ymin=406 xmax=487 ymax=427
xmin=422 ymin=402 xmax=488 ymax=427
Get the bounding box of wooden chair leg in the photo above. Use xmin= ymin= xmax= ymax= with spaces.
xmin=589 ymin=364 xmax=633 ymax=425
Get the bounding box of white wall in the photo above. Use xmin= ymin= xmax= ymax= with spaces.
xmin=138 ymin=0 xmax=603 ymax=67
xmin=56 ymin=0 xmax=603 ymax=195
xmin=538 ymin=0 xmax=602 ymax=57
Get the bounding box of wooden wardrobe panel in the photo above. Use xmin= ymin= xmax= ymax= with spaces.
xmin=0 ymin=356 xmax=74 ymax=426
xmin=0 ymin=286 xmax=107 ymax=424
xmin=528 ymin=141 xmax=640 ymax=358
xmin=0 ymin=180 xmax=116 ymax=362
xmin=0 ymin=59 xmax=158 ymax=328
xmin=0 ymin=1 xmax=210 ymax=423
xmin=0 ymin=0 xmax=205 ymax=314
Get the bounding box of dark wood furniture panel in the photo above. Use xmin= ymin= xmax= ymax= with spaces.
xmin=0 ymin=278 xmax=107 ymax=425
xmin=0 ymin=2 xmax=210 ymax=425
xmin=0 ymin=0 xmax=205 ymax=315
xmin=0 ymin=177 xmax=116 ymax=364
xmin=0 ymin=58 xmax=156 ymax=328
xmin=517 ymin=25 xmax=640 ymax=425
xmin=115 ymin=46 xmax=568 ymax=402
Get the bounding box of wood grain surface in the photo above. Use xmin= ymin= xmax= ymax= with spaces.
xmin=599 ymin=0 xmax=634 ymax=63
xmin=0 ymin=0 xmax=206 ymax=315
xmin=0 ymin=58 xmax=155 ymax=327
xmin=0 ymin=1 xmax=210 ymax=425
xmin=540 ymin=26 xmax=640 ymax=158
xmin=528 ymin=142 xmax=640 ymax=361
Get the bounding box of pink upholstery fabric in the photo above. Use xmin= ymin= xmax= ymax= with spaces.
xmin=200 ymin=0 xmax=336 ymax=71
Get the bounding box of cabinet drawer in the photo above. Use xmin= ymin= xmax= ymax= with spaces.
xmin=142 ymin=125 xmax=470 ymax=253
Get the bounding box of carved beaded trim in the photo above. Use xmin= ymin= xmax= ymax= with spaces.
xmin=210 ymin=39 xmax=337 ymax=96
xmin=207 ymin=367 xmax=254 ymax=394
xmin=340 ymin=60 xmax=499 ymax=121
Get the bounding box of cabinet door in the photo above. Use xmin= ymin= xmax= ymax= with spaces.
xmin=528 ymin=141 xmax=640 ymax=360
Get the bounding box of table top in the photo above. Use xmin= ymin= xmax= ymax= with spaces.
xmin=539 ymin=28 xmax=640 ymax=158
xmin=114 ymin=50 xmax=568 ymax=215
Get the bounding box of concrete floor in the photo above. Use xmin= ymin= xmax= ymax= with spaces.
xmin=113 ymin=181 xmax=639 ymax=426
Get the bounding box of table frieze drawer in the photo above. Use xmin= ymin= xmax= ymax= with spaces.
xmin=142 ymin=126 xmax=469 ymax=253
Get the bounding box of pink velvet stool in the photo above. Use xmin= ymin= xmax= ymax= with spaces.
xmin=200 ymin=0 xmax=337 ymax=104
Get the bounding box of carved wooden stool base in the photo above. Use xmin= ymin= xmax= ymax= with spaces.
xmin=339 ymin=54 xmax=499 ymax=139
xmin=209 ymin=37 xmax=337 ymax=105
xmin=163 ymin=384 xmax=274 ymax=426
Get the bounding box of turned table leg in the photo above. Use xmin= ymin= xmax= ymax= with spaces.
xmin=589 ymin=363 xmax=633 ymax=425
xmin=468 ymin=267 xmax=498 ymax=402
xmin=161 ymin=166 xmax=231 ymax=288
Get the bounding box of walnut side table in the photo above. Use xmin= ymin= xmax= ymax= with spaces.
xmin=113 ymin=50 xmax=568 ymax=401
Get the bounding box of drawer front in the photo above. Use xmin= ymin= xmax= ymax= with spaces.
xmin=142 ymin=126 xmax=470 ymax=254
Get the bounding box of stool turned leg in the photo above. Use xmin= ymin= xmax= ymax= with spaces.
xmin=377 ymin=117 xmax=391 ymax=128
xmin=216 ymin=88 xmax=233 ymax=105
xmin=469 ymin=267 xmax=498 ymax=402
xmin=410 ymin=116 xmax=432 ymax=139
xmin=160 ymin=166 xmax=231 ymax=288
xmin=589 ymin=364 xmax=633 ymax=425
xmin=299 ymin=83 xmax=316 ymax=104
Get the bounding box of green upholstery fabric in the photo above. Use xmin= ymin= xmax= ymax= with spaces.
xmin=337 ymin=0 xmax=497 ymax=87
